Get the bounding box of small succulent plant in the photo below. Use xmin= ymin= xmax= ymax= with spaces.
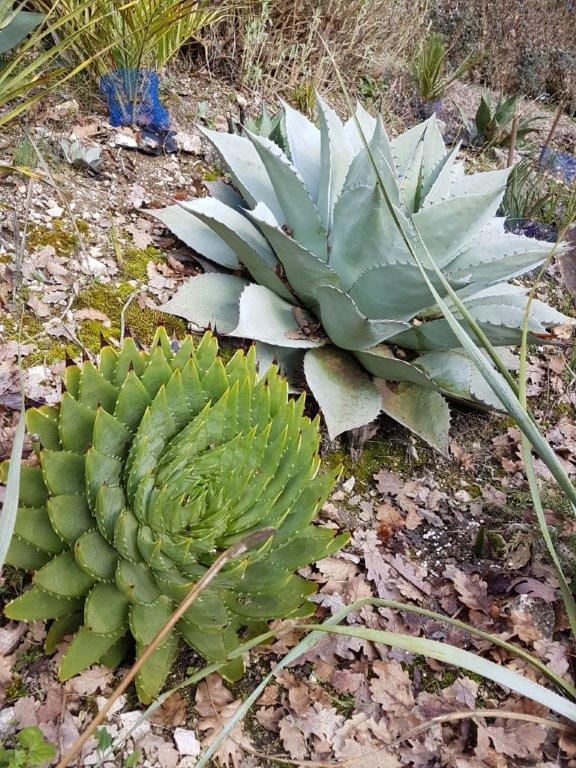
xmin=461 ymin=93 xmax=542 ymax=148
xmin=4 ymin=329 xmax=346 ymax=703
xmin=155 ymin=98 xmax=571 ymax=453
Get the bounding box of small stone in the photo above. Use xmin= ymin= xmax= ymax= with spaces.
xmin=0 ymin=708 xmax=17 ymax=739
xmin=47 ymin=204 xmax=64 ymax=218
xmin=97 ymin=694 xmax=126 ymax=716
xmin=341 ymin=476 xmax=355 ymax=494
xmin=454 ymin=490 xmax=471 ymax=503
xmin=118 ymin=711 xmax=151 ymax=740
xmin=173 ymin=728 xmax=201 ymax=757
xmin=174 ymin=132 xmax=202 ymax=154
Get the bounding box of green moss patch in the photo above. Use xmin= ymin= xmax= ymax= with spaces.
xmin=120 ymin=246 xmax=166 ymax=281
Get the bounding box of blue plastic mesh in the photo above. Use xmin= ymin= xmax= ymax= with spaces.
xmin=100 ymin=69 xmax=169 ymax=130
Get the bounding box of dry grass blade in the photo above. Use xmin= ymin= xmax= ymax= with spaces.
xmin=55 ymin=528 xmax=274 ymax=768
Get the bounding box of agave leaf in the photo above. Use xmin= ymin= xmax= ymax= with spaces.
xmin=153 ymin=204 xmax=240 ymax=270
xmin=420 ymin=142 xmax=461 ymax=208
xmin=416 ymin=350 xmax=504 ymax=409
xmin=183 ymin=198 xmax=293 ymax=301
xmin=377 ymin=381 xmax=450 ymax=455
xmin=354 ymin=346 xmax=435 ymax=388
xmin=329 ymin=185 xmax=413 ymax=288
xmin=199 ymin=128 xmax=284 ymax=222
xmin=316 ymin=93 xmax=354 ymax=229
xmin=412 ymin=187 xmax=512 ymax=268
xmin=343 ymin=102 xmax=377 ymax=153
xmin=315 ymin=286 xmax=410 ymax=351
xmin=304 ymin=347 xmax=381 ymax=439
xmin=450 ymin=166 xmax=510 ymax=198
xmin=343 ymin=116 xmax=399 ymax=202
xmin=0 ymin=10 xmax=44 ymax=55
xmin=349 ymin=262 xmax=465 ymax=321
xmin=390 ymin=119 xmax=429 ymax=179
xmin=230 ymin=284 xmax=326 ymax=349
xmin=248 ymin=204 xmax=339 ymax=306
xmin=160 ymin=273 xmax=248 ymax=334
xmin=254 ymin=343 xmax=304 ymax=381
xmin=244 ymin=130 xmax=327 ymax=260
xmin=281 ymin=99 xmax=321 ymax=202
xmin=204 ymin=180 xmax=246 ymax=211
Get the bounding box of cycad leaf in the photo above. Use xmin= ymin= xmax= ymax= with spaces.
xmin=304 ymin=347 xmax=381 ymax=439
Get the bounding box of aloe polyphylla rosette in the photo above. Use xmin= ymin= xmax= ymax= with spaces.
xmin=155 ymin=97 xmax=572 ymax=453
xmin=3 ymin=329 xmax=346 ymax=703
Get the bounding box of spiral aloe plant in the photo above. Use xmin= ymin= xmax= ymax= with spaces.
xmin=3 ymin=329 xmax=346 ymax=703
xmin=155 ymin=97 xmax=572 ymax=453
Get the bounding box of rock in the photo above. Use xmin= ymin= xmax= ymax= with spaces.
xmin=118 ymin=710 xmax=151 ymax=740
xmin=508 ymin=594 xmax=555 ymax=643
xmin=0 ymin=708 xmax=17 ymax=739
xmin=173 ymin=728 xmax=201 ymax=757
xmin=341 ymin=476 xmax=356 ymax=494
xmin=174 ymin=132 xmax=202 ymax=154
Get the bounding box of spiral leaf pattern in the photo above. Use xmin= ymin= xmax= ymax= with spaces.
xmin=4 ymin=329 xmax=346 ymax=702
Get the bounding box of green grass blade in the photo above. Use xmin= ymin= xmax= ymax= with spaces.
xmin=0 ymin=399 xmax=25 ymax=572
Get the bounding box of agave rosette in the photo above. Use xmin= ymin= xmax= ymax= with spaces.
xmin=156 ymin=98 xmax=570 ymax=452
xmin=4 ymin=329 xmax=346 ymax=702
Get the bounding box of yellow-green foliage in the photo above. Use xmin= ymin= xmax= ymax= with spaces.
xmin=26 ymin=221 xmax=79 ymax=256
xmin=76 ymin=281 xmax=186 ymax=350
xmin=120 ymin=246 xmax=166 ymax=281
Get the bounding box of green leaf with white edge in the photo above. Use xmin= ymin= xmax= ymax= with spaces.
xmin=5 ymin=586 xmax=83 ymax=621
xmin=304 ymin=347 xmax=381 ymax=439
xmin=248 ymin=203 xmax=339 ymax=307
xmin=245 ymin=130 xmax=327 ymax=260
xmin=304 ymin=624 xmax=576 ymax=723
xmin=199 ymin=127 xmax=284 ymax=221
xmin=377 ymin=380 xmax=450 ymax=455
xmin=281 ymin=99 xmax=321 ymax=201
xmin=230 ymin=284 xmax=327 ymax=349
xmin=0 ymin=403 xmax=24 ymax=572
xmin=152 ymin=204 xmax=240 ymax=270
xmin=316 ymin=92 xmax=354 ymax=229
xmin=160 ymin=273 xmax=248 ymax=334
xmin=354 ymin=346 xmax=435 ymax=388
xmin=58 ymin=625 xmax=126 ymax=681
xmin=316 ymin=286 xmax=410 ymax=351
xmin=184 ymin=197 xmax=293 ymax=301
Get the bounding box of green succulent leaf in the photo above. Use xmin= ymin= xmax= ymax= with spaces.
xmin=304 ymin=347 xmax=381 ymax=439
xmin=3 ymin=331 xmax=344 ymax=702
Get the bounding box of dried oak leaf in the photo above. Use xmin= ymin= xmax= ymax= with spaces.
xmin=149 ymin=691 xmax=187 ymax=727
xmin=369 ymin=659 xmax=415 ymax=715
xmin=195 ymin=673 xmax=253 ymax=768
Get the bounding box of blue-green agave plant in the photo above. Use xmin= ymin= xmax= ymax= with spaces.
xmin=156 ymin=97 xmax=571 ymax=453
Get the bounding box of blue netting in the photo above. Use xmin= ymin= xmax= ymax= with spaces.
xmin=100 ymin=69 xmax=170 ymax=130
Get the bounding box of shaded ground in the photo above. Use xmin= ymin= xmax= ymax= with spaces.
xmin=1 ymin=66 xmax=576 ymax=767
